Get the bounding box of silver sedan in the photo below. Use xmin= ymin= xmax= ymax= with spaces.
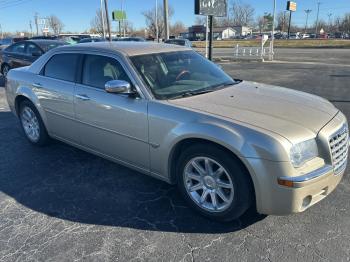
xmin=5 ymin=42 xmax=349 ymax=221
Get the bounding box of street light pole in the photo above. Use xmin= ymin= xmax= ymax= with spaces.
xmin=304 ymin=9 xmax=312 ymax=33
xmin=163 ymin=0 xmax=169 ymax=40
xmin=100 ymin=0 xmax=106 ymax=38
xmin=315 ymin=1 xmax=321 ymax=35
xmin=104 ymin=0 xmax=112 ymax=41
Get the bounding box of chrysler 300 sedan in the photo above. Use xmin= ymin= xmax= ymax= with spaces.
xmin=5 ymin=42 xmax=349 ymax=221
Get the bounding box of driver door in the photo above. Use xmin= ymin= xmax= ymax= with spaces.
xmin=74 ymin=54 xmax=150 ymax=171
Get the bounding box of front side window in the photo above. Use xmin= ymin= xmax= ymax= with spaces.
xmin=26 ymin=43 xmax=42 ymax=55
xmin=130 ymin=51 xmax=235 ymax=99
xmin=82 ymin=54 xmax=131 ymax=89
xmin=44 ymin=53 xmax=79 ymax=82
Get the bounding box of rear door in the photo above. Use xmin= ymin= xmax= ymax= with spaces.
xmin=74 ymin=53 xmax=150 ymax=170
xmin=24 ymin=42 xmax=43 ymax=65
xmin=33 ymin=53 xmax=81 ymax=143
xmin=4 ymin=42 xmax=26 ymax=69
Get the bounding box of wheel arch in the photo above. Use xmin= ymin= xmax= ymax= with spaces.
xmin=168 ymin=137 xmax=257 ymax=205
xmin=14 ymin=88 xmax=48 ymax=128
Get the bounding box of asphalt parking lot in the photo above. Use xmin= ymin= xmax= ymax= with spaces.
xmin=0 ymin=50 xmax=350 ymax=261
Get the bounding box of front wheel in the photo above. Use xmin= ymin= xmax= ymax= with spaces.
xmin=177 ymin=144 xmax=254 ymax=222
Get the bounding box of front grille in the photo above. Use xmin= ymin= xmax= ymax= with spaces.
xmin=329 ymin=124 xmax=349 ymax=175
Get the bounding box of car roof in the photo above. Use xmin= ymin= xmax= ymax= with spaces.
xmin=56 ymin=41 xmax=191 ymax=56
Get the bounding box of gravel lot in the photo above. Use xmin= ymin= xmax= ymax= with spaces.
xmin=0 ymin=51 xmax=349 ymax=261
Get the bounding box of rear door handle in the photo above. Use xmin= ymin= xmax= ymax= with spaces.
xmin=32 ymin=83 xmax=42 ymax=88
xmin=75 ymin=94 xmax=90 ymax=101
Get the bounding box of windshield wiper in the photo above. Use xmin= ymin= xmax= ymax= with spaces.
xmin=170 ymin=89 xmax=214 ymax=99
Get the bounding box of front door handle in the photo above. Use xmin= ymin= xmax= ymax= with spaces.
xmin=32 ymin=83 xmax=42 ymax=88
xmin=75 ymin=94 xmax=90 ymax=101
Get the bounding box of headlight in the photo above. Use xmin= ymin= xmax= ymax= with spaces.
xmin=290 ymin=139 xmax=318 ymax=168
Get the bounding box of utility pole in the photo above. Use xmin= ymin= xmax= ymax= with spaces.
xmin=270 ymin=0 xmax=276 ymax=61
xmin=155 ymin=0 xmax=159 ymax=42
xmin=304 ymin=9 xmax=312 ymax=33
xmin=34 ymin=12 xmax=39 ymax=36
xmin=0 ymin=24 xmax=3 ymax=39
xmin=315 ymin=1 xmax=321 ymax=36
xmin=208 ymin=15 xmax=213 ymax=61
xmin=100 ymin=0 xmax=106 ymax=38
xmin=29 ymin=21 xmax=33 ymax=37
xmin=121 ymin=0 xmax=126 ymax=37
xmin=104 ymin=0 xmax=112 ymax=41
xmin=163 ymin=0 xmax=169 ymax=40
xmin=327 ymin=13 xmax=333 ymax=32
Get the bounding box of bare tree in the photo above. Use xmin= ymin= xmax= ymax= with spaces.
xmin=230 ymin=1 xmax=255 ymax=26
xmin=195 ymin=16 xmax=206 ymax=26
xmin=170 ymin=21 xmax=186 ymax=36
xmin=142 ymin=4 xmax=174 ymax=39
xmin=341 ymin=13 xmax=350 ymax=33
xmin=90 ymin=9 xmax=104 ymax=35
xmin=48 ymin=15 xmax=64 ymax=35
xmin=276 ymin=11 xmax=289 ymax=32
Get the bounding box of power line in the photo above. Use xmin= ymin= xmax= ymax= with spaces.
xmin=0 ymin=0 xmax=33 ymax=9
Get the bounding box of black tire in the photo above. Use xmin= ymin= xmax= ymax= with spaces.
xmin=1 ymin=64 xmax=10 ymax=77
xmin=19 ymin=100 xmax=50 ymax=146
xmin=176 ymin=144 xmax=254 ymax=222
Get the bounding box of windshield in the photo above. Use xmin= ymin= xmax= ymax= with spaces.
xmin=130 ymin=51 xmax=235 ymax=99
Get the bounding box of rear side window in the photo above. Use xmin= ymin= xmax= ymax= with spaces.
xmin=44 ymin=54 xmax=79 ymax=82
xmin=6 ymin=42 xmax=26 ymax=53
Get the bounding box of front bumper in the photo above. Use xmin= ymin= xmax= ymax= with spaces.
xmin=246 ymin=158 xmax=346 ymax=215
xmin=245 ymin=111 xmax=348 ymax=215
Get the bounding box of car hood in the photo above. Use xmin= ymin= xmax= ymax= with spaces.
xmin=167 ymin=81 xmax=338 ymax=143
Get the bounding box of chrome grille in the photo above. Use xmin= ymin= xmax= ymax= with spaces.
xmin=329 ymin=124 xmax=349 ymax=175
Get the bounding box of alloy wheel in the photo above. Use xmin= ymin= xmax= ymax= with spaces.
xmin=183 ymin=156 xmax=234 ymax=212
xmin=21 ymin=106 xmax=40 ymax=142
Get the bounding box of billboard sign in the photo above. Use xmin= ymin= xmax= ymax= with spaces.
xmin=195 ymin=0 xmax=227 ymax=17
xmin=112 ymin=10 xmax=126 ymax=21
xmin=287 ymin=1 xmax=297 ymax=12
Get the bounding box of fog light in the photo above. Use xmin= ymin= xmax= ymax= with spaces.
xmin=302 ymin=196 xmax=312 ymax=208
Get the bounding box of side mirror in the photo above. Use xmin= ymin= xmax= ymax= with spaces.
xmin=31 ymin=51 xmax=42 ymax=57
xmin=105 ymin=80 xmax=133 ymax=95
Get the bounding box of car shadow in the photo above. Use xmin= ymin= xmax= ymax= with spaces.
xmin=0 ymin=111 xmax=266 ymax=234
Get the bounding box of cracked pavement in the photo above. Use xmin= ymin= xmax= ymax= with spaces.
xmin=0 ymin=52 xmax=350 ymax=261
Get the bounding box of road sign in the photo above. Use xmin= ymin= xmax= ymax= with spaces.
xmin=287 ymin=1 xmax=297 ymax=12
xmin=112 ymin=10 xmax=126 ymax=21
xmin=38 ymin=18 xmax=47 ymax=25
xmin=195 ymin=0 xmax=227 ymax=17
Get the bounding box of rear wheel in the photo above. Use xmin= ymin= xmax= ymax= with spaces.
xmin=19 ymin=100 xmax=50 ymax=146
xmin=177 ymin=144 xmax=253 ymax=222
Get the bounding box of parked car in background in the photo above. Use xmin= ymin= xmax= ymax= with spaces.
xmin=0 ymin=37 xmax=29 ymax=51
xmin=289 ymin=33 xmax=300 ymax=39
xmin=113 ymin=37 xmax=146 ymax=42
xmin=5 ymin=42 xmax=348 ymax=221
xmin=79 ymin=37 xmax=106 ymax=43
xmin=0 ymin=40 xmax=65 ymax=77
xmin=164 ymin=39 xmax=192 ymax=48
xmin=300 ymin=34 xmax=310 ymax=39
